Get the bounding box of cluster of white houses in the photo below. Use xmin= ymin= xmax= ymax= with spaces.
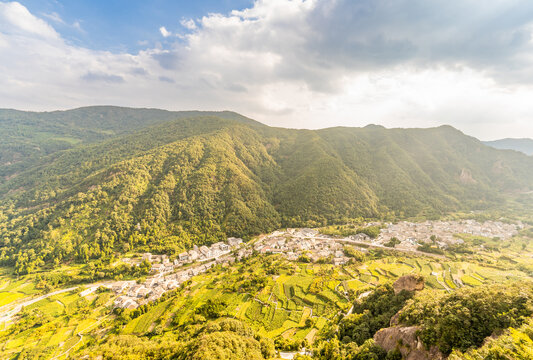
xmin=254 ymin=228 xmax=354 ymax=265
xmin=376 ymin=220 xmax=523 ymax=250
xmin=99 ymin=220 xmax=526 ymax=310
xmin=140 ymin=238 xmax=243 ymax=274
xmin=110 ymin=238 xmax=243 ymax=309
xmin=250 ymin=220 xmax=524 ymax=263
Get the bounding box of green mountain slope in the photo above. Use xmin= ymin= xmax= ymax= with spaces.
xmin=317 ymin=126 xmax=533 ymax=214
xmin=0 ymin=107 xmax=532 ymax=273
xmin=0 ymin=106 xmax=258 ymax=177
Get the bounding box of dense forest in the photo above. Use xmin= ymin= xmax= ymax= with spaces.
xmin=1 ymin=106 xmax=533 ymax=273
xmin=0 ymin=107 xmax=257 ymax=175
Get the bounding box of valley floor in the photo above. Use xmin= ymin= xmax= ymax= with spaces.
xmin=0 ymin=219 xmax=532 ymax=359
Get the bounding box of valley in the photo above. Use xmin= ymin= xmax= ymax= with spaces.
xmin=1 ymin=108 xmax=533 ymax=359
xmin=2 ymin=0 xmax=533 ymax=357
xmin=0 ymin=219 xmax=531 ymax=359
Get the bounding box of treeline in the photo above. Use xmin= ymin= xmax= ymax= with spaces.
xmin=449 ymin=317 xmax=533 ymax=359
xmin=338 ymin=284 xmax=414 ymax=345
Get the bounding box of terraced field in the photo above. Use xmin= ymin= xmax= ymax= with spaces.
xmin=109 ymin=250 xmax=533 ymax=348
xmin=342 ymin=254 xmax=532 ymax=294
xmin=1 ymin=228 xmax=532 ymax=359
xmin=152 ymin=260 xmax=348 ymax=343
xmin=0 ymin=278 xmax=40 ymax=307
xmin=0 ymin=280 xmax=110 ymax=359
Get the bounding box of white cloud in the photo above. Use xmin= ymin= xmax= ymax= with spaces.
xmin=1 ymin=0 xmax=533 ymax=140
xmin=159 ymin=26 xmax=171 ymax=37
xmin=0 ymin=2 xmax=59 ymax=39
xmin=180 ymin=18 xmax=196 ymax=30
xmin=72 ymin=21 xmax=83 ymax=32
xmin=42 ymin=11 xmax=84 ymax=32
xmin=42 ymin=11 xmax=64 ymax=24
xmin=0 ymin=33 xmax=8 ymax=48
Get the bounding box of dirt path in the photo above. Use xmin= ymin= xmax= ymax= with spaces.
xmin=434 ymin=271 xmax=451 ymax=292
xmin=50 ymin=334 xmax=83 ymax=360
xmin=51 ymin=314 xmax=111 ymax=359
xmin=345 ymin=290 xmax=372 ymax=316
xmin=334 ymin=281 xmax=350 ymax=301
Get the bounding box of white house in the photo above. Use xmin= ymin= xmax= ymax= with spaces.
xmin=227 ymin=237 xmax=243 ymax=247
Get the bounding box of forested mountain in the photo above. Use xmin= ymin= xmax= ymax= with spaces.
xmin=484 ymin=138 xmax=533 ymax=156
xmin=0 ymin=106 xmax=256 ymax=177
xmin=1 ymin=107 xmax=533 ymax=273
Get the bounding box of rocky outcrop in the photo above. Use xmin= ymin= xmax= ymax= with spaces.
xmin=390 ymin=311 xmax=401 ymax=326
xmin=460 ymin=168 xmax=477 ymax=184
xmin=374 ymin=326 xmax=445 ymax=360
xmin=392 ymin=275 xmax=425 ymax=295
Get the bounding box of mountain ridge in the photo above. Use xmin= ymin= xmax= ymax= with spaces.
xmin=483 ymin=138 xmax=533 ymax=156
xmin=0 ymin=106 xmax=261 ymax=177
xmin=0 ymin=107 xmax=532 ymax=273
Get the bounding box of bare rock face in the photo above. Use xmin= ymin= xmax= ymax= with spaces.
xmin=392 ymin=275 xmax=425 ymax=295
xmin=390 ymin=311 xmax=401 ymax=326
xmin=460 ymin=168 xmax=477 ymax=184
xmin=374 ymin=326 xmax=445 ymax=360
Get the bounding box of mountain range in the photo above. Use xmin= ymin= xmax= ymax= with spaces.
xmin=1 ymin=106 xmax=532 ymax=273
xmin=484 ymin=138 xmax=533 ymax=156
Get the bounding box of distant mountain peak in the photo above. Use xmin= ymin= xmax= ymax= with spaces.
xmin=484 ymin=138 xmax=533 ymax=156
xmin=364 ymin=124 xmax=386 ymax=129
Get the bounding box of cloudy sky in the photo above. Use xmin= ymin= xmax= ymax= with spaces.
xmin=1 ymin=0 xmax=533 ymax=140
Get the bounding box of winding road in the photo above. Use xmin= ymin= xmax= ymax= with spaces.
xmin=0 ymin=287 xmax=78 ymax=324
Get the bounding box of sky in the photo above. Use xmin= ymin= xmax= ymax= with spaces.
xmin=1 ymin=0 xmax=533 ymax=140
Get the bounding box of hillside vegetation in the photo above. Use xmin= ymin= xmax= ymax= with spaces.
xmin=0 ymin=107 xmax=256 ymax=177
xmin=1 ymin=107 xmax=533 ymax=273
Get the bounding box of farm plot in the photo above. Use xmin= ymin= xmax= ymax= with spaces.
xmin=461 ymin=275 xmax=483 ymax=287
xmin=0 ymin=277 xmax=43 ymax=308
xmin=133 ymin=301 xmax=170 ymax=333
xmin=346 ymin=279 xmax=368 ymax=291
xmin=26 ymin=298 xmax=64 ymax=317
xmin=0 ymin=292 xmax=25 ymax=307
xmin=45 ymin=326 xmax=75 ymax=347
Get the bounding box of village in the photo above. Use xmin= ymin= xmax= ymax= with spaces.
xmin=254 ymin=228 xmax=352 ymax=265
xmin=98 ymin=220 xmax=522 ymax=309
xmin=82 ymin=238 xmax=245 ymax=309
xmin=376 ymin=219 xmax=522 ymax=249
xmin=251 ymin=219 xmax=523 ymax=262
